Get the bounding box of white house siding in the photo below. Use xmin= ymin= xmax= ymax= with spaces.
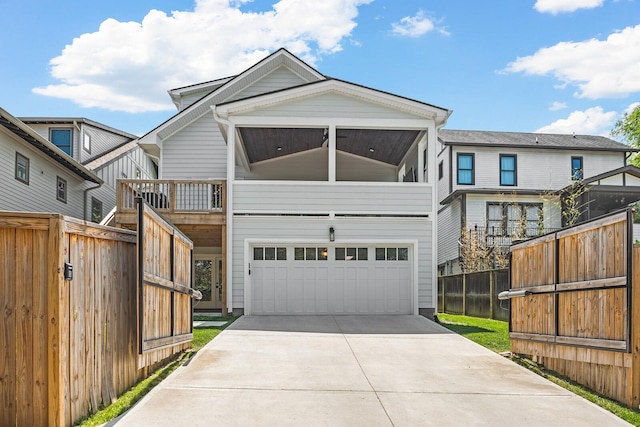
xmin=80 ymin=124 xmax=131 ymax=163
xmin=336 ymin=152 xmax=397 ymax=182
xmin=232 ymin=216 xmax=434 ymax=311
xmin=161 ymin=114 xmax=228 ymax=179
xmin=0 ymin=129 xmax=90 ymax=219
xmin=464 ymin=194 xmax=562 ymax=231
xmin=242 ymin=93 xmax=426 ymax=121
xmin=179 ymin=88 xmax=219 ymax=111
xmin=227 ymin=66 xmax=308 ymax=102
xmin=437 ymin=145 xmax=451 ymax=203
xmin=437 ymin=199 xmax=461 ymax=266
xmin=451 ymin=147 xmax=624 ymax=193
xmin=88 ymin=146 xmax=157 ymax=221
xmin=233 ymin=182 xmax=432 ymax=215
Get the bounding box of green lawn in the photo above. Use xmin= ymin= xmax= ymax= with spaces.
xmin=76 ymin=315 xmax=237 ymax=426
xmin=437 ymin=313 xmax=510 ymax=353
xmin=437 ymin=313 xmax=640 ymax=427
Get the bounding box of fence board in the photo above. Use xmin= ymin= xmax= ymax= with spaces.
xmin=0 ymin=210 xmax=193 ymax=426
xmin=510 ymin=209 xmax=638 ymax=407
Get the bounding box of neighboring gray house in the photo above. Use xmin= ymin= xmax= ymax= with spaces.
xmin=19 ymin=117 xmax=157 ymax=223
xmin=119 ymin=48 xmax=451 ymax=317
xmin=0 ymin=107 xmax=102 ymax=219
xmin=437 ymin=129 xmax=637 ymax=275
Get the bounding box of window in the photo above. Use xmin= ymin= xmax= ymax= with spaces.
xmin=500 ymin=154 xmax=517 ymax=186
xmin=15 ymin=152 xmax=29 ymax=184
xmin=56 ymin=177 xmax=67 ymax=203
xmin=294 ymin=247 xmax=327 ymax=261
xmin=253 ymin=247 xmax=287 ymax=261
xmin=486 ymin=203 xmax=542 ymax=237
xmin=91 ymin=197 xmax=103 ymax=223
xmin=375 ymin=247 xmax=409 ymax=261
xmin=50 ymin=128 xmax=73 ymax=156
xmin=571 ymin=156 xmax=583 ymax=180
xmin=438 ymin=161 xmax=443 ymax=180
xmin=335 ymin=247 xmax=368 ymax=261
xmin=457 ymin=153 xmax=474 ymax=185
xmin=83 ymin=132 xmax=91 ymax=153
xmin=423 ymin=148 xmax=428 ymax=182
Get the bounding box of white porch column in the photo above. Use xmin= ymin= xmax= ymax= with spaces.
xmin=417 ymin=132 xmax=427 ymax=183
xmin=427 ymin=124 xmax=438 ymax=314
xmin=328 ymin=124 xmax=336 ymax=182
xmin=226 ymin=120 xmax=236 ymax=314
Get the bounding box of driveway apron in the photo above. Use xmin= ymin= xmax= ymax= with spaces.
xmin=111 ymin=315 xmax=631 ymax=427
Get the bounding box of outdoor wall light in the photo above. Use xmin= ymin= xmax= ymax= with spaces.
xmin=329 ymin=226 xmax=335 ymax=242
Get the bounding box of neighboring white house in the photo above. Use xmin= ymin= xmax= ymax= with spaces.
xmin=127 ymin=48 xmax=451 ymax=318
xmin=18 ymin=117 xmax=157 ymax=223
xmin=0 ymin=107 xmax=102 ymax=219
xmin=436 ymin=129 xmax=637 ymax=275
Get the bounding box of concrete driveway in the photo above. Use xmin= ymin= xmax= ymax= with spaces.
xmin=112 ymin=315 xmax=630 ymax=427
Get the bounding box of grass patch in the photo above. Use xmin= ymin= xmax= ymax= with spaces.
xmin=438 ymin=313 xmax=640 ymax=426
xmin=76 ymin=316 xmax=238 ymax=426
xmin=437 ymin=313 xmax=510 ymax=353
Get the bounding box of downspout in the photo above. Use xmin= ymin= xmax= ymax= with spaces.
xmin=213 ymin=108 xmax=234 ymax=316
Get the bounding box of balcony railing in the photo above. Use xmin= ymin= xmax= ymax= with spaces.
xmin=117 ymin=180 xmax=225 ymax=214
xmin=469 ymin=226 xmax=559 ymax=247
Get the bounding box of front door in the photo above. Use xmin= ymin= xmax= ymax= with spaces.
xmin=194 ymin=255 xmax=223 ymax=310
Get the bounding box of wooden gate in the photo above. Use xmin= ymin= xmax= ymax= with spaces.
xmin=509 ymin=209 xmax=640 ymax=406
xmin=137 ymin=197 xmax=197 ymax=354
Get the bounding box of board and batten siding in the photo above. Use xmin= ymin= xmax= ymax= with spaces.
xmin=89 ymin=146 xmax=157 ymax=221
xmin=437 ymin=145 xmax=451 ymax=203
xmin=227 ymin=66 xmax=308 ymax=103
xmin=437 ymin=198 xmax=461 ymax=266
xmin=241 ymin=92 xmax=426 ymax=120
xmin=232 ymin=216 xmax=434 ymax=310
xmin=233 ymin=182 xmax=432 ymax=214
xmin=161 ymin=114 xmax=228 ymax=179
xmin=236 ymin=149 xmax=397 ymax=182
xmin=451 ymin=146 xmax=624 ymax=192
xmin=79 ymin=124 xmax=131 ymax=163
xmin=0 ymin=128 xmax=90 ymax=219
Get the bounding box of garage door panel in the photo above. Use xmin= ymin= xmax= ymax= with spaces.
xmin=251 ymin=245 xmax=413 ymax=315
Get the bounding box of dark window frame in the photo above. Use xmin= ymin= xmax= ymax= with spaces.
xmin=50 ymin=128 xmax=73 ymax=156
xmin=15 ymin=152 xmax=29 ymax=185
xmin=486 ymin=202 xmax=543 ymax=236
xmin=457 ymin=153 xmax=475 ymax=185
xmin=499 ymin=154 xmax=517 ymax=186
xmin=438 ymin=160 xmax=444 ymax=180
xmin=91 ymin=197 xmax=103 ymax=223
xmin=83 ymin=132 xmax=91 ymax=154
xmin=571 ymin=156 xmax=583 ymax=180
xmin=56 ymin=176 xmax=67 ymax=203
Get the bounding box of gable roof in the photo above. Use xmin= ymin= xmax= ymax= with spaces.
xmin=19 ymin=117 xmax=138 ymax=140
xmin=138 ymin=48 xmax=326 ymax=152
xmin=168 ymin=76 xmax=235 ymax=110
xmin=83 ymin=140 xmax=141 ymax=170
xmin=580 ymin=164 xmax=640 ymax=187
xmin=439 ymin=129 xmax=635 ymax=152
xmin=0 ymin=108 xmax=102 ymax=183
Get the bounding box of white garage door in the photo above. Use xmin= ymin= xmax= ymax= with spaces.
xmin=250 ymin=245 xmax=413 ymax=315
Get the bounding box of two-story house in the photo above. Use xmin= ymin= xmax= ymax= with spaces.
xmin=437 ymin=129 xmax=638 ymax=275
xmin=0 ymin=107 xmax=103 ymax=219
xmin=116 ymin=48 xmax=451 ymax=318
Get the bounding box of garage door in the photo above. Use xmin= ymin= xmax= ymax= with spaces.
xmin=250 ymin=245 xmax=413 ymax=315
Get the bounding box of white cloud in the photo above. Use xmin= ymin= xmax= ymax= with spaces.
xmin=32 ymin=0 xmax=373 ymax=113
xmin=534 ymin=0 xmax=604 ymax=14
xmin=535 ymin=106 xmax=617 ymax=135
xmin=549 ymin=101 xmax=568 ymax=111
xmin=624 ymin=101 xmax=640 ymax=114
xmin=390 ymin=10 xmax=448 ymax=38
xmin=504 ymin=25 xmax=640 ymax=99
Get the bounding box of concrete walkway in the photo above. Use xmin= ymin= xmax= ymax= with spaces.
xmin=112 ymin=316 xmax=630 ymax=426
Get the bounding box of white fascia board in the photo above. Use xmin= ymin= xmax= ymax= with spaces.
xmin=215 ymin=80 xmax=448 ymax=122
xmin=225 ymin=116 xmax=434 ymax=129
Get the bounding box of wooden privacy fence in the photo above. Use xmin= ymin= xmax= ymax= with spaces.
xmin=509 ymin=209 xmax=640 ymax=407
xmin=0 ymin=204 xmax=195 ymax=426
xmin=438 ymin=269 xmax=510 ymax=321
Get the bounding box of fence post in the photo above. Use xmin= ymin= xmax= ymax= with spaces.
xmin=462 ymin=273 xmax=467 ymax=316
xmin=632 ymin=246 xmax=640 ymax=407
xmin=489 ymin=270 xmax=495 ymax=320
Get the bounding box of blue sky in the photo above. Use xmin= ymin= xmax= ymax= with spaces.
xmin=1 ymin=0 xmax=638 ymax=138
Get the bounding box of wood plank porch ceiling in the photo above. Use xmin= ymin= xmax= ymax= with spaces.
xmin=239 ymin=127 xmax=420 ymax=165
